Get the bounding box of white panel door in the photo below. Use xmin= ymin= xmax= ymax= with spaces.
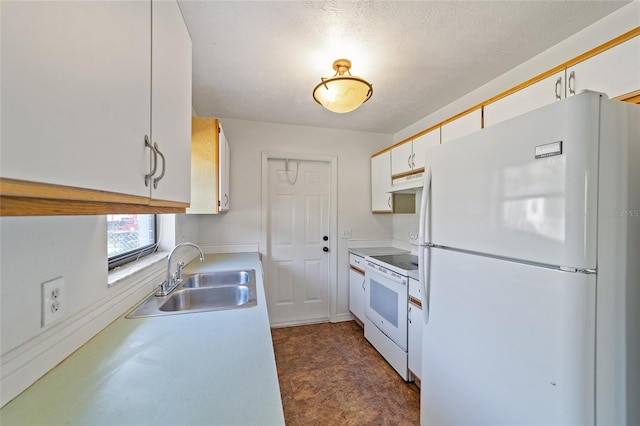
xmin=150 ymin=0 xmax=192 ymax=203
xmin=1 ymin=1 xmax=151 ymax=196
xmin=266 ymin=159 xmax=330 ymax=325
xmin=421 ymin=248 xmax=596 ymax=426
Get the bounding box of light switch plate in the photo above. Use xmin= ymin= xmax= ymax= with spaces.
xmin=42 ymin=277 xmax=65 ymax=327
xmin=341 ymin=228 xmax=352 ymax=239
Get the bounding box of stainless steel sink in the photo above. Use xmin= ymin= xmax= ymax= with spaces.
xmin=181 ymin=270 xmax=251 ymax=288
xmin=126 ymin=269 xmax=257 ymax=318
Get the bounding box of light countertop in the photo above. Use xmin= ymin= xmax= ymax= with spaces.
xmin=0 ymin=252 xmax=285 ymax=426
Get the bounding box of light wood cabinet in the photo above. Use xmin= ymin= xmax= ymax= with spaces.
xmin=187 ymin=118 xmax=231 ymax=214
xmin=441 ymin=109 xmax=482 ymax=144
xmin=0 ymin=0 xmax=192 ymax=216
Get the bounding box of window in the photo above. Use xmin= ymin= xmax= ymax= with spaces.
xmin=107 ymin=214 xmax=157 ymax=269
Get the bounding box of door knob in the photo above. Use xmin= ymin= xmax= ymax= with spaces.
xmin=323 ymin=236 xmax=328 ymax=241
xmin=323 ymin=247 xmax=329 ymax=252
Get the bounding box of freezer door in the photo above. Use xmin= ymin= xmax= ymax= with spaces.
xmin=420 ymin=248 xmax=596 ymax=426
xmin=427 ymin=92 xmax=602 ymax=269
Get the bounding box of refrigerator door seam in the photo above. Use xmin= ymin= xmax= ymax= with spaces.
xmin=432 ymin=244 xmax=597 ymax=274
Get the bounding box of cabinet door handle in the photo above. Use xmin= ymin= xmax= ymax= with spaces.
xmin=361 ymin=279 xmax=365 ymax=291
xmin=224 ymin=193 xmax=229 ymax=206
xmin=152 ymin=142 xmax=166 ymax=189
xmin=388 ymin=195 xmax=392 ymax=208
xmin=555 ymin=77 xmax=562 ymax=101
xmin=408 ymin=154 xmax=412 ymax=169
xmin=408 ymin=305 xmax=412 ymax=323
xmin=144 ymin=135 xmax=157 ymax=187
xmin=568 ymin=71 xmax=576 ymax=96
xmin=412 ymin=152 xmax=416 ymax=168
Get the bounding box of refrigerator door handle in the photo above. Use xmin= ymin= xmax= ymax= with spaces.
xmin=418 ymin=165 xmax=432 ymax=325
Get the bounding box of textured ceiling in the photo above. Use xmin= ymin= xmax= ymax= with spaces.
xmin=179 ymin=1 xmax=629 ymax=134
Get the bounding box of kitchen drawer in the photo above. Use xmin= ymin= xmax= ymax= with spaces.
xmin=409 ymin=278 xmax=422 ymax=301
xmin=350 ymin=254 xmax=365 ymax=272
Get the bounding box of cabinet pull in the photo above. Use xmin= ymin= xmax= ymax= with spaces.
xmin=152 ymin=142 xmax=166 ymax=189
xmin=224 ymin=193 xmax=229 ymax=206
xmin=144 ymin=135 xmax=157 ymax=187
xmin=388 ymin=195 xmax=391 ymax=208
xmin=407 ymin=154 xmax=412 ymax=169
xmin=568 ymin=71 xmax=576 ymax=96
xmin=555 ymin=77 xmax=562 ymax=101
xmin=412 ymin=152 xmax=416 ymax=168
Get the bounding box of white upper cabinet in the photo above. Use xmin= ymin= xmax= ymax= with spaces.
xmin=391 ymin=142 xmax=414 ymax=176
xmin=566 ymin=37 xmax=640 ymax=100
xmin=371 ymin=151 xmax=393 ymax=213
xmin=484 ymin=71 xmax=565 ymax=128
xmin=219 ymin=127 xmax=230 ymax=212
xmin=412 ymin=129 xmax=440 ymax=170
xmin=150 ymin=0 xmax=192 ymax=204
xmin=441 ymin=109 xmax=482 ymax=144
xmin=1 ymin=1 xmax=151 ymax=198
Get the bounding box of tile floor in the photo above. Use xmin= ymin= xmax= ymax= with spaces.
xmin=271 ymin=321 xmax=420 ymax=425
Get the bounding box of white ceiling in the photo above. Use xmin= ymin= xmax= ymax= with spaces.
xmin=179 ymin=1 xmax=629 ymax=134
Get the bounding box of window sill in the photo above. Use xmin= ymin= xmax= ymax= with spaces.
xmin=107 ymin=251 xmax=168 ymax=288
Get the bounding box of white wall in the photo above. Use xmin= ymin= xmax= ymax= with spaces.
xmin=394 ymin=1 xmax=640 ymax=143
xmin=0 ymin=214 xmax=191 ymax=406
xmin=189 ymin=118 xmax=393 ymax=318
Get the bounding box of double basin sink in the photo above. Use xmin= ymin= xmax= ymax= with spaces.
xmin=126 ymin=269 xmax=257 ymax=318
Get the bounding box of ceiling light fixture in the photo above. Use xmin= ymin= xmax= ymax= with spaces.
xmin=312 ymin=59 xmax=373 ymax=113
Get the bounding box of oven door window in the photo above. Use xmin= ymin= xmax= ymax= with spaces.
xmin=370 ymin=278 xmax=399 ymax=327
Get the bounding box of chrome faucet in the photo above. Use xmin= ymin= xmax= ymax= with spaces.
xmin=157 ymin=242 xmax=205 ymax=297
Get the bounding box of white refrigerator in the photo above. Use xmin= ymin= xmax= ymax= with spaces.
xmin=418 ymin=91 xmax=639 ymax=425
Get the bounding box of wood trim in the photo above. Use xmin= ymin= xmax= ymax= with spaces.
xmin=371 ymin=210 xmax=393 ymax=214
xmin=0 ymin=178 xmax=188 ymax=216
xmin=615 ymin=89 xmax=640 ymax=104
xmin=0 ymin=196 xmax=186 ymax=216
xmin=0 ymin=178 xmax=149 ymax=204
xmin=373 ymin=28 xmax=640 ymax=157
xmin=349 ymin=265 xmax=365 ymax=275
xmin=391 ymin=167 xmax=425 ymax=180
xmin=409 ymin=296 xmax=422 ymax=308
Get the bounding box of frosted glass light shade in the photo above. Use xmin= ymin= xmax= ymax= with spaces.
xmin=312 ymin=59 xmax=373 ymax=113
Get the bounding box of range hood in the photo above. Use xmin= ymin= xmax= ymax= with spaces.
xmin=390 ymin=171 xmax=423 ymax=192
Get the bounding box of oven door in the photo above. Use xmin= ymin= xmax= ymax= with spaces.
xmin=364 ymin=263 xmax=408 ymax=351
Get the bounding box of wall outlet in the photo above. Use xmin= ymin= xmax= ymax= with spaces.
xmin=42 ymin=277 xmax=65 ymax=327
xmin=341 ymin=228 xmax=352 ymax=239
xmin=408 ymin=230 xmax=419 ymax=242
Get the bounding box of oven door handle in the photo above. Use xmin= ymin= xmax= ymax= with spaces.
xmin=364 ymin=262 xmax=406 ymax=285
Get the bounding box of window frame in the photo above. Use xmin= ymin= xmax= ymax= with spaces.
xmin=107 ymin=214 xmax=158 ymax=270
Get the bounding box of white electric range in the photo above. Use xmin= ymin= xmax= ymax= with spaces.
xmin=363 ymin=253 xmax=418 ymax=380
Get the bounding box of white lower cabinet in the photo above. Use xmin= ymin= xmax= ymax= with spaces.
xmin=349 ymin=254 xmax=366 ymax=322
xmin=408 ymin=277 xmax=423 ymax=381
